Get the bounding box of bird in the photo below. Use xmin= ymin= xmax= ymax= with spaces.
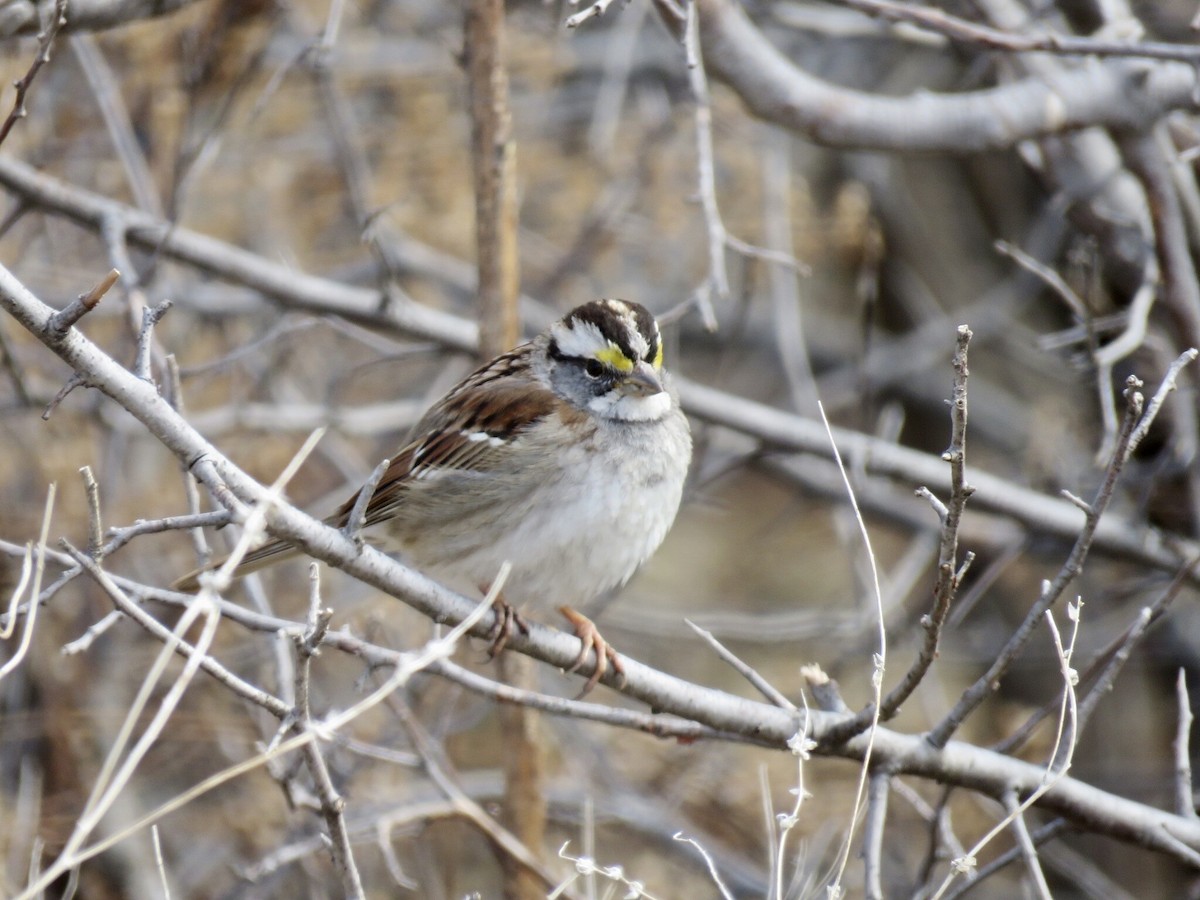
xmin=175 ymin=298 xmax=692 ymax=693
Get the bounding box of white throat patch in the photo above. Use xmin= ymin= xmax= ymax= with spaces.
xmin=589 ymin=389 xmax=672 ymax=422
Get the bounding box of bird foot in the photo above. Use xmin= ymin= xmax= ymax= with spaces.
xmin=486 ymin=596 xmax=529 ymax=659
xmin=558 ymin=605 xmax=625 ymax=696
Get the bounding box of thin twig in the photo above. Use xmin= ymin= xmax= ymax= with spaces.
xmin=686 ymin=619 xmax=795 ymax=709
xmin=0 ymin=547 xmax=33 ymax=642
xmin=0 ymin=0 xmax=68 ymax=149
xmin=1176 ymin=669 xmax=1197 ymax=820
xmin=104 ymin=510 xmax=231 ymax=559
xmin=0 ymin=485 xmax=54 ymax=684
xmin=878 ymin=327 xmax=974 ymax=717
xmin=69 ymin=33 xmax=163 ymax=218
xmin=1128 ymin=348 xmax=1199 ymax=453
xmin=134 ymin=300 xmax=173 ymax=382
xmin=817 ymin=397 xmax=886 ymax=896
xmin=565 ymin=0 xmax=624 ymax=29
xmin=841 ymin=0 xmax=1200 ymax=64
xmin=862 ymin=770 xmax=891 ymax=900
xmin=825 ymin=326 xmax=975 ymax=744
xmin=79 ymin=465 xmax=103 ymax=558
xmin=774 ymin=702 xmax=814 ymax=900
xmin=939 ymin=820 xmax=1070 ymax=900
xmin=931 ymin=604 xmax=1082 ymax=899
xmin=927 ymin=378 xmax=1144 ymax=749
xmin=46 ymin=269 xmax=119 ymax=337
xmin=291 ymin=562 xmax=364 ymax=899
xmin=994 ymin=552 xmax=1197 ymax=758
xmin=18 ymin=584 xmax=501 ymax=900
xmin=994 ymin=241 xmax=1087 ymax=318
xmin=387 ymin=683 xmax=566 ymax=895
xmin=673 ymin=832 xmax=736 ymax=900
xmin=41 ymin=371 xmax=86 ymax=419
xmin=151 ymin=825 xmax=170 ymax=900
xmin=683 ymin=0 xmax=724 ymax=329
xmin=1000 ymin=791 xmax=1052 ymax=899
xmin=342 ymin=457 xmax=390 ymax=549
xmin=61 ymin=608 xmax=125 ymax=655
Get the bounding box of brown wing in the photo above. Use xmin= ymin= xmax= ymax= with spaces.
xmin=173 ymin=344 xmax=553 ymax=592
xmin=333 ymin=345 xmax=557 ymax=528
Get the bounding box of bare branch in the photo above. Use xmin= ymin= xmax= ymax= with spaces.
xmin=862 ymin=770 xmax=891 ymax=900
xmin=0 ymin=0 xmax=66 ymax=148
xmin=0 ymin=0 xmax=203 ymax=37
xmin=5 ymin=535 xmax=1200 ymax=866
xmin=0 ymin=484 xmax=54 ymax=681
xmin=79 ymin=465 xmax=102 ymax=557
xmin=1177 ymin=670 xmax=1197 ymax=820
xmin=465 ymin=0 xmax=520 ymax=358
xmin=880 ymin=326 xmax=974 ymax=716
xmin=686 ymin=619 xmax=795 ymax=709
xmin=0 ymin=155 xmax=1194 ymax=583
xmin=1119 ymin=130 xmax=1200 ymax=350
xmin=133 ymin=299 xmax=172 ymax=382
xmin=564 ymin=0 xmax=623 ymax=29
xmin=927 ymin=379 xmax=1144 ymax=749
xmin=1129 ymin=347 xmax=1200 ymax=454
xmin=64 ymin=544 xmax=289 ymax=717
xmin=680 ymin=0 xmax=1200 ymax=152
xmin=842 ymin=0 xmax=1200 ymax=64
xmin=290 ymin=563 xmax=364 ymax=899
xmin=1001 ymin=791 xmax=1052 ymax=900
xmin=45 ymin=268 xmax=119 ymax=337
xmin=939 ymin=820 xmax=1070 ymax=900
xmin=683 ymin=0 xmax=723 ymax=329
xmin=342 ymin=457 xmax=390 ymax=550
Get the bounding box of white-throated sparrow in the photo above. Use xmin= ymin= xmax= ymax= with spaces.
xmin=177 ymin=299 xmax=692 ymax=692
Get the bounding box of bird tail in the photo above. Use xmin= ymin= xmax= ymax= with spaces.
xmin=171 ymin=539 xmax=301 ymax=592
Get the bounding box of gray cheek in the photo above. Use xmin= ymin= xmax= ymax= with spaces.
xmin=552 ymin=366 xmax=605 ymax=405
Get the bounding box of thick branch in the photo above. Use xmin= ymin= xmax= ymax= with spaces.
xmin=676 ymin=0 xmax=1199 ymax=152
xmin=464 ymin=0 xmax=520 ymax=359
xmin=0 ymin=0 xmax=203 ymax=37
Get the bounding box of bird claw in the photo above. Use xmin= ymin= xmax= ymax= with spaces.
xmin=559 ymin=605 xmax=625 ymax=696
xmin=486 ymin=597 xmax=528 ymax=659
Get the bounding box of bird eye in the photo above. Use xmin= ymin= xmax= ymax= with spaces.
xmin=584 ymin=358 xmax=605 ymax=379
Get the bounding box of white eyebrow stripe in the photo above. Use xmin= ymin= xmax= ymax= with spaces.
xmin=550 ymin=319 xmax=608 ymax=359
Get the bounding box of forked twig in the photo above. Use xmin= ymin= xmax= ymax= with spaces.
xmin=0 ymin=0 xmax=68 ymax=149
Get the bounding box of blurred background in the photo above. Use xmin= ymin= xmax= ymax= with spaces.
xmin=3 ymin=0 xmax=1200 ymax=896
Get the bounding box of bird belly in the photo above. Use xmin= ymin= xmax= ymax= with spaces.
xmin=379 ymin=418 xmax=688 ymax=609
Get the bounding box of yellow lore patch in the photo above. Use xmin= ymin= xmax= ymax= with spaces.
xmin=595 ymin=344 xmax=634 ymax=372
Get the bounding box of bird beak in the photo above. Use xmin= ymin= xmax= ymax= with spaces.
xmin=621 ymin=360 xmax=664 ymax=397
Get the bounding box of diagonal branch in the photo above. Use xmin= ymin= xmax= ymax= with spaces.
xmin=0 ymin=156 xmax=1195 ymax=584
xmin=7 ymin=264 xmax=1200 ymax=867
